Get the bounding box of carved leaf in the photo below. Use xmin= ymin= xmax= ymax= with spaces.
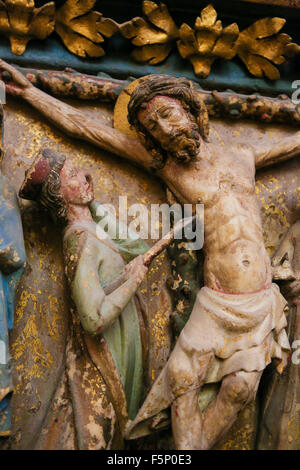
xmin=0 ymin=0 xmax=55 ymax=55
xmin=236 ymin=17 xmax=300 ymax=80
xmin=177 ymin=4 xmax=239 ymax=78
xmin=55 ymin=0 xmax=118 ymax=58
xmin=120 ymin=1 xmax=179 ymax=65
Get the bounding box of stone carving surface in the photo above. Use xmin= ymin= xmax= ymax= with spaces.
xmin=0 ymin=30 xmax=299 ymax=447
xmin=0 ymin=61 xmax=299 ymax=448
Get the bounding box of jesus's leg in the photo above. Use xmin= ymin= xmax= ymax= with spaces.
xmin=201 ymin=370 xmax=262 ymax=449
xmin=168 ymin=351 xmax=213 ymax=450
xmin=171 ymin=389 xmax=205 ymax=450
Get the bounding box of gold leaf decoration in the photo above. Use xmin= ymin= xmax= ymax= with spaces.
xmin=120 ymin=1 xmax=179 ymax=65
xmin=0 ymin=0 xmax=298 ymax=80
xmin=177 ymin=4 xmax=300 ymax=80
xmin=0 ymin=0 xmax=55 ymax=55
xmin=55 ymin=0 xmax=119 ymax=58
xmin=177 ymin=4 xmax=239 ymax=78
xmin=236 ymin=17 xmax=300 ymax=80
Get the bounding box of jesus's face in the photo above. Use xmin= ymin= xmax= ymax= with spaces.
xmin=60 ymin=160 xmax=94 ymax=206
xmin=137 ymin=95 xmax=201 ymax=163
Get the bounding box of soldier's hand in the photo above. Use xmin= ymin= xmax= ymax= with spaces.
xmin=125 ymin=255 xmax=148 ymax=285
xmin=0 ymin=59 xmax=32 ymax=96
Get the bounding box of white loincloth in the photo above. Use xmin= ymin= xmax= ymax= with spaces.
xmin=125 ymin=283 xmax=290 ymax=440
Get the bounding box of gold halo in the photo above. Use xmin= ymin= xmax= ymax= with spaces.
xmin=113 ymin=75 xmax=153 ymax=138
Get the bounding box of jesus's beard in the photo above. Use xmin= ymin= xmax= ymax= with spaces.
xmin=165 ymin=125 xmax=201 ymax=163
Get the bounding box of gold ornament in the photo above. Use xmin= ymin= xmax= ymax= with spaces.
xmin=177 ymin=4 xmax=300 ymax=80
xmin=236 ymin=17 xmax=300 ymax=80
xmin=0 ymin=0 xmax=298 ymax=81
xmin=0 ymin=0 xmax=55 ymax=55
xmin=177 ymin=4 xmax=239 ymax=78
xmin=120 ymin=1 xmax=179 ymax=65
xmin=55 ymin=0 xmax=118 ymax=58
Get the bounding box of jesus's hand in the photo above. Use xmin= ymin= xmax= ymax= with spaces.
xmin=0 ymin=59 xmax=32 ymax=97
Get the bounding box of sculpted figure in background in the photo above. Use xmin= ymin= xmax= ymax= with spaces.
xmin=256 ymin=220 xmax=300 ymax=450
xmin=19 ymin=149 xmax=151 ymax=449
xmin=272 ymin=220 xmax=300 ymax=300
xmin=0 ymin=108 xmax=26 ymax=438
xmin=1 ymin=61 xmax=300 ymax=449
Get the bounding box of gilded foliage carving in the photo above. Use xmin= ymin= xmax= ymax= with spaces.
xmin=177 ymin=4 xmax=300 ymax=79
xmin=177 ymin=5 xmax=239 ymax=78
xmin=0 ymin=0 xmax=298 ymax=81
xmin=119 ymin=1 xmax=179 ymax=65
xmin=236 ymin=17 xmax=300 ymax=80
xmin=55 ymin=0 xmax=118 ymax=58
xmin=0 ymin=0 xmax=55 ymax=55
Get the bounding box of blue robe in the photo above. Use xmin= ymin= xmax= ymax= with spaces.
xmin=0 ymin=173 xmax=26 ymax=436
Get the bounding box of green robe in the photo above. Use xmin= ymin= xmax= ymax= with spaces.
xmin=65 ymin=200 xmax=149 ymax=420
xmin=31 ymin=200 xmax=171 ymax=450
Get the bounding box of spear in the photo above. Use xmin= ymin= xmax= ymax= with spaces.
xmin=103 ymin=216 xmax=195 ymax=294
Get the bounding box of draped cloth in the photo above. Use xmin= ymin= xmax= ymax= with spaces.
xmin=63 ymin=218 xmax=145 ymax=421
xmin=126 ymin=283 xmax=291 ymax=440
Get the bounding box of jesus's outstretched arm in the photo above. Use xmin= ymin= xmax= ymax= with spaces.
xmin=0 ymin=59 xmax=153 ymax=171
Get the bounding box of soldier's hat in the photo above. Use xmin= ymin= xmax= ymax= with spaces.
xmin=19 ymin=148 xmax=66 ymax=201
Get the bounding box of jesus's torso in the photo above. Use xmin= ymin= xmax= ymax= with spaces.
xmin=159 ymin=142 xmax=271 ymax=294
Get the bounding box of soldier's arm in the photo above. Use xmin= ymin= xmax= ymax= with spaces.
xmin=0 ymin=59 xmax=153 ymax=171
xmin=70 ymin=235 xmax=147 ymax=336
xmin=90 ymin=200 xmax=149 ymax=262
xmin=254 ymin=131 xmax=300 ymax=169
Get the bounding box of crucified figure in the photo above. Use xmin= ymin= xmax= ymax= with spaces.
xmin=1 ymin=60 xmax=298 ymax=449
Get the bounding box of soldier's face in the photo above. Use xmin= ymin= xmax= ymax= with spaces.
xmin=60 ymin=160 xmax=94 ymax=205
xmin=137 ymin=95 xmax=201 ymax=162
